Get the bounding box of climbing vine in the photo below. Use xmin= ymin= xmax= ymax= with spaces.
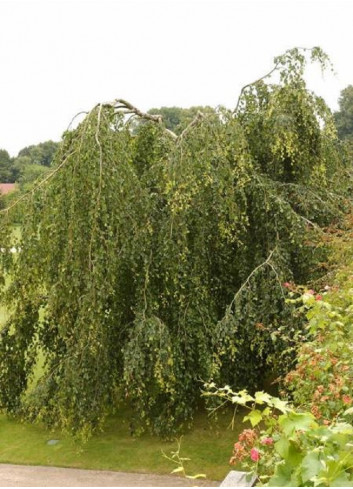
xmin=0 ymin=47 xmax=350 ymax=437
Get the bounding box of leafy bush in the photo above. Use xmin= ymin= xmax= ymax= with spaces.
xmin=204 ymin=385 xmax=353 ymax=486
xmin=285 ymin=279 xmax=353 ymax=423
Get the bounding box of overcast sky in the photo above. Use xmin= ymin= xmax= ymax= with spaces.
xmin=1 ymin=0 xmax=353 ymax=155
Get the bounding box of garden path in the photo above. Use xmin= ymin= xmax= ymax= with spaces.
xmin=0 ymin=463 xmax=219 ymax=487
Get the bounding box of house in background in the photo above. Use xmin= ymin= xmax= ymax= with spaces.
xmin=0 ymin=183 xmax=16 ymax=195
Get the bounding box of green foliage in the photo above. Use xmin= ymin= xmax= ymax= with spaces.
xmin=285 ymin=274 xmax=353 ymax=423
xmin=17 ymin=140 xmax=59 ymax=167
xmin=334 ymin=85 xmax=353 ymax=142
xmin=0 ymin=47 xmax=350 ymax=438
xmin=17 ymin=164 xmax=50 ymax=191
xmin=146 ymin=106 xmax=216 ymax=135
xmin=0 ymin=149 xmax=13 ymax=182
xmin=205 ymin=386 xmax=353 ymax=486
xmin=11 ymin=140 xmax=59 ymax=186
xmin=0 ymin=141 xmax=58 ymax=185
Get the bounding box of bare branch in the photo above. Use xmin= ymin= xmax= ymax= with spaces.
xmin=102 ymin=99 xmax=208 ymax=142
xmin=67 ymin=111 xmax=89 ymax=131
xmin=299 ymin=215 xmax=324 ymax=233
xmin=177 ymin=111 xmax=205 ymax=141
xmin=165 ymin=128 xmax=178 ymax=140
xmin=103 ymin=98 xmax=178 ymax=140
xmin=228 ymin=249 xmax=276 ymax=310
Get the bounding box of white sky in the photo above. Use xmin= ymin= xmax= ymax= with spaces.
xmin=1 ymin=0 xmax=353 ymax=156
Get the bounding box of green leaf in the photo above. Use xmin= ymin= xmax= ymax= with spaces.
xmin=243 ymin=409 xmax=262 ymax=427
xmin=279 ymin=412 xmax=317 ymax=436
xmin=231 ymin=392 xmax=254 ymax=406
xmin=301 ymin=451 xmax=323 ymax=482
xmin=343 ymin=407 xmax=353 ymax=416
xmin=331 ymin=473 xmax=353 ymax=487
xmin=274 ymin=437 xmax=290 ymax=458
xmin=271 ymin=397 xmax=291 ymax=414
xmin=274 ymin=437 xmax=303 ymax=468
xmin=269 ymin=462 xmax=299 ymax=487
xmin=254 ymin=391 xmax=273 ymax=405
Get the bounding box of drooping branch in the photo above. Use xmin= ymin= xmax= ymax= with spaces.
xmin=233 ymin=62 xmax=280 ymax=115
xmin=0 ymin=100 xmax=207 ymax=216
xmin=110 ymin=98 xmax=163 ymax=123
xmin=227 ymin=249 xmax=277 ymax=311
xmin=103 ymin=98 xmax=178 ymax=140
xmin=233 ymin=47 xmax=326 ymax=115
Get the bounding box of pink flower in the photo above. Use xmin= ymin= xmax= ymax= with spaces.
xmin=250 ymin=448 xmax=260 ymax=462
xmin=283 ymin=282 xmax=291 ymax=288
xmin=307 ymin=289 xmax=315 ymax=295
xmin=261 ymin=437 xmax=274 ymax=446
xmin=315 ymin=294 xmax=323 ymax=301
xmin=342 ymin=395 xmax=352 ymax=405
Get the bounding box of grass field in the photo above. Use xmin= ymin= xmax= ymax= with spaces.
xmin=0 ymin=408 xmax=242 ymax=481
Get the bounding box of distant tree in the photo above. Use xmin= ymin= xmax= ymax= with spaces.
xmin=18 ymin=163 xmax=49 ymax=191
xmin=334 ymin=85 xmax=353 ymax=141
xmin=17 ymin=140 xmax=59 ymax=167
xmin=147 ymin=106 xmax=216 ymax=135
xmin=11 ymin=155 xmax=31 ymax=182
xmin=0 ymin=149 xmax=13 ymax=183
xmin=11 ymin=140 xmax=59 ymax=186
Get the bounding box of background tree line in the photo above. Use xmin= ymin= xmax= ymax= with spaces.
xmin=334 ymin=84 xmax=353 ymax=143
xmin=0 ymin=141 xmax=58 ymax=189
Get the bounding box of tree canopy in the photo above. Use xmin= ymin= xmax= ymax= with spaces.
xmin=334 ymin=85 xmax=353 ymax=141
xmin=0 ymin=141 xmax=59 ymax=186
xmin=17 ymin=141 xmax=59 ymax=167
xmin=0 ymin=47 xmax=350 ymax=438
xmin=0 ymin=149 xmax=13 ymax=183
xmin=146 ymin=106 xmax=216 ymax=135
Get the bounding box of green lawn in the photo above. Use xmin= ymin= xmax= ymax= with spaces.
xmin=0 ymin=408 xmax=242 ymax=481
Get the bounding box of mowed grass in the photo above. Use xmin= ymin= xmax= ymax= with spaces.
xmin=0 ymin=408 xmax=242 ymax=481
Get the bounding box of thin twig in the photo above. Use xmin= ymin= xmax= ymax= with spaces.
xmin=233 ymin=62 xmax=280 ymax=114
xmin=177 ymin=111 xmax=205 ymax=141
xmin=299 ymin=215 xmax=324 ymax=233
xmin=67 ymin=111 xmax=89 ymax=131
xmin=228 ymin=249 xmax=276 ymax=310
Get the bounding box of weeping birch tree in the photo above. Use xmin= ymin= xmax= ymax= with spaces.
xmin=0 ymin=47 xmax=350 ymax=437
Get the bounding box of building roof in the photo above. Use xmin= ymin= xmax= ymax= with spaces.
xmin=0 ymin=183 xmax=16 ymax=195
